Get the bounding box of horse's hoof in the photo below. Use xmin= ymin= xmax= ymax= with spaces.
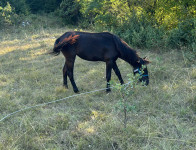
xmin=63 ymin=85 xmax=68 ymax=89
xmin=74 ymin=89 xmax=79 ymax=93
xmin=106 ymin=89 xmax=111 ymax=93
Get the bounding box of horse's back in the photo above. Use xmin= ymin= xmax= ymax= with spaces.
xmin=63 ymin=31 xmax=119 ymax=61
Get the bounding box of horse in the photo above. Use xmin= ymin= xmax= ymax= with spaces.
xmin=50 ymin=31 xmax=150 ymax=93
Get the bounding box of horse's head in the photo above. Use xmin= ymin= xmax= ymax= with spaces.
xmin=133 ymin=57 xmax=150 ymax=85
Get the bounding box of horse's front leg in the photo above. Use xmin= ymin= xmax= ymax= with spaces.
xmin=113 ymin=62 xmax=124 ymax=85
xmin=63 ymin=63 xmax=68 ymax=88
xmin=106 ymin=61 xmax=113 ymax=92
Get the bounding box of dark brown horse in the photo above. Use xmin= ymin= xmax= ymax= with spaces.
xmin=50 ymin=31 xmax=150 ymax=93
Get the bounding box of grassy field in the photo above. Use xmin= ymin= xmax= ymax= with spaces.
xmin=0 ymin=27 xmax=196 ymax=150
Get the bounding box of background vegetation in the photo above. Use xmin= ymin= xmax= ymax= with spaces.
xmin=0 ymin=0 xmax=196 ymax=149
xmin=0 ymin=0 xmax=196 ymax=53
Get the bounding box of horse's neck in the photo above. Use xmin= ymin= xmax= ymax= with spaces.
xmin=119 ymin=47 xmax=139 ymax=67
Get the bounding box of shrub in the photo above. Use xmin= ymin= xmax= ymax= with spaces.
xmin=168 ymin=18 xmax=196 ymax=52
xmin=0 ymin=2 xmax=14 ymax=28
xmin=113 ymin=14 xmax=165 ymax=49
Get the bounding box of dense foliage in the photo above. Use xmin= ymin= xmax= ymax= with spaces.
xmin=0 ymin=2 xmax=13 ymax=26
xmin=0 ymin=0 xmax=195 ymax=53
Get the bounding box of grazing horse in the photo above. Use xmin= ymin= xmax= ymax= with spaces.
xmin=50 ymin=31 xmax=150 ymax=93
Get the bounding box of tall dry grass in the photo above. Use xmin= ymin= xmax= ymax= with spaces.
xmin=0 ymin=27 xmax=195 ymax=150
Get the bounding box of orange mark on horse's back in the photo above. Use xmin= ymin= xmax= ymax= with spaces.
xmin=70 ymin=35 xmax=80 ymax=44
xmin=57 ymin=34 xmax=80 ymax=47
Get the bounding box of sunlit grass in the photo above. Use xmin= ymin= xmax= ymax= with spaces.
xmin=0 ymin=41 xmax=42 ymax=55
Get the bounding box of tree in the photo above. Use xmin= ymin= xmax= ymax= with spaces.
xmin=57 ymin=0 xmax=81 ymax=24
xmin=0 ymin=0 xmax=29 ymax=15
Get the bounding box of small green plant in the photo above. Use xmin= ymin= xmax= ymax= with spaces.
xmin=112 ymin=68 xmax=145 ymax=128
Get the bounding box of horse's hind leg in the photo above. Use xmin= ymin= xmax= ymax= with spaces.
xmin=63 ymin=63 xmax=68 ymax=88
xmin=66 ymin=58 xmax=79 ymax=93
xmin=113 ymin=62 xmax=124 ymax=84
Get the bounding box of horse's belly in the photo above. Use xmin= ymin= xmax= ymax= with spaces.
xmin=77 ymin=54 xmax=104 ymax=61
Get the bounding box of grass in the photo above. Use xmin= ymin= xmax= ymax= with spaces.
xmin=0 ymin=26 xmax=196 ymax=150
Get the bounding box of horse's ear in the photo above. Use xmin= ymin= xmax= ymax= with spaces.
xmin=143 ymin=57 xmax=151 ymax=65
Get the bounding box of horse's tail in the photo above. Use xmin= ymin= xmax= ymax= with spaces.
xmin=49 ymin=38 xmax=62 ymax=56
xmin=50 ymin=34 xmax=80 ymax=56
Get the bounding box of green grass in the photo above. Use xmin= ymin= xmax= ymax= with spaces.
xmin=0 ymin=27 xmax=196 ymax=150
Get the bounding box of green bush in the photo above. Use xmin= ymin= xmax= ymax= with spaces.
xmin=113 ymin=14 xmax=165 ymax=49
xmin=0 ymin=2 xmax=14 ymax=28
xmin=1 ymin=0 xmax=29 ymax=15
xmin=168 ymin=18 xmax=196 ymax=52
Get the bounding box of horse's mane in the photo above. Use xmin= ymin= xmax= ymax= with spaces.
xmin=113 ymin=35 xmax=140 ymax=65
xmin=121 ymin=39 xmax=139 ymax=57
